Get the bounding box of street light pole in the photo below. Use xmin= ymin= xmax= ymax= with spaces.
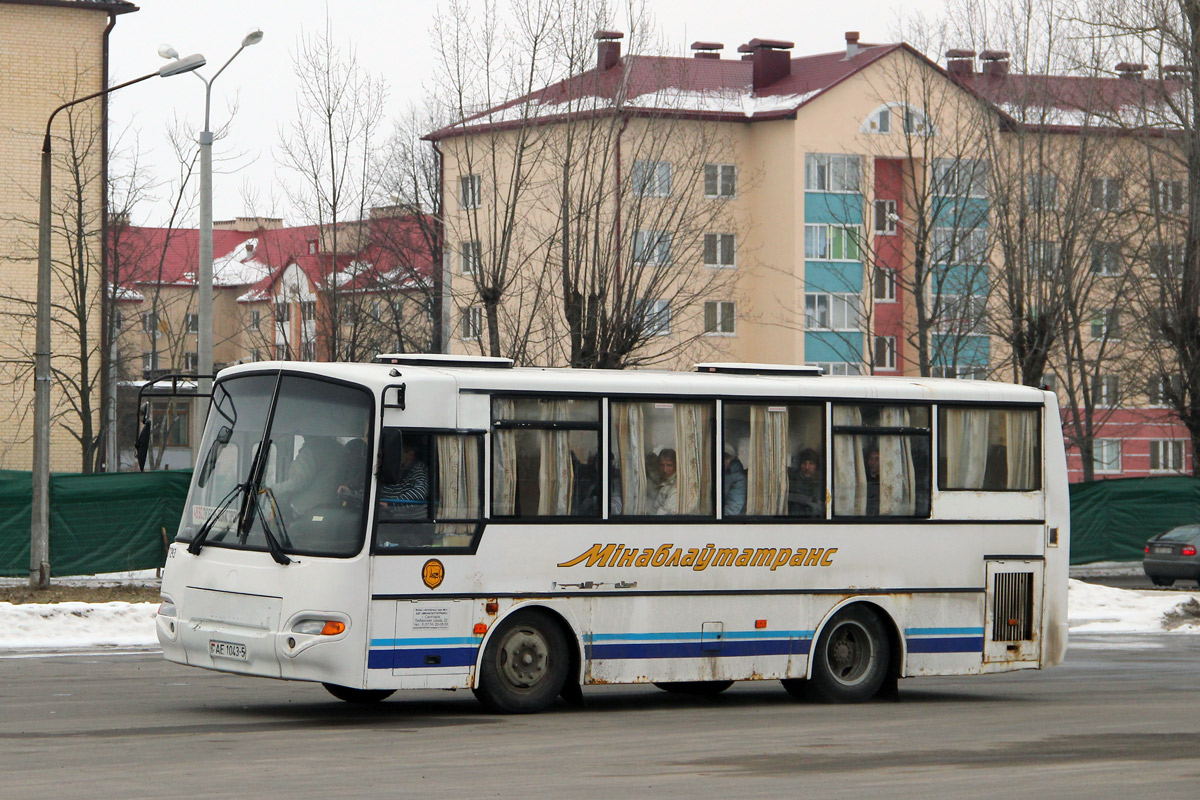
xmin=162 ymin=29 xmax=262 ymax=411
xmin=30 ymin=54 xmax=205 ymax=590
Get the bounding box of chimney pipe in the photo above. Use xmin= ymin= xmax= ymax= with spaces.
xmin=595 ymin=30 xmax=623 ymax=71
xmin=1115 ymin=61 xmax=1148 ymax=79
xmin=737 ymin=43 xmax=753 ymax=61
xmin=980 ymin=50 xmax=1010 ymax=77
xmin=945 ymin=49 xmax=975 ymax=76
xmin=845 ymin=31 xmax=860 ymax=60
xmin=747 ymin=38 xmax=794 ymax=91
xmin=691 ymin=41 xmax=724 ymax=60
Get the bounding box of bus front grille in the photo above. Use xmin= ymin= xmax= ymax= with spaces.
xmin=991 ymin=571 xmax=1034 ymax=641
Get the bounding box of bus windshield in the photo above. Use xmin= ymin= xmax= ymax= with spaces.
xmin=177 ymin=373 xmax=374 ymax=558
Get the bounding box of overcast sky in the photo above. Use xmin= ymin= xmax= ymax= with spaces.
xmin=107 ymin=0 xmax=947 ymax=226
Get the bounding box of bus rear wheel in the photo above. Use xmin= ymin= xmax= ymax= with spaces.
xmin=654 ymin=681 xmax=734 ymax=696
xmin=322 ymin=683 xmax=396 ymax=704
xmin=474 ymin=609 xmax=569 ymax=714
xmin=806 ymin=605 xmax=890 ymax=703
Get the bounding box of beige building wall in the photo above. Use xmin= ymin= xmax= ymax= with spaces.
xmin=0 ymin=2 xmax=122 ymax=470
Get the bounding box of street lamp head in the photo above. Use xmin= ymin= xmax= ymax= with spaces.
xmin=242 ymin=28 xmax=264 ymax=48
xmin=158 ymin=53 xmax=207 ymax=78
xmin=157 ymin=44 xmax=180 ymax=60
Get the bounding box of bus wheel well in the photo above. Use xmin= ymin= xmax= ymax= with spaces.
xmin=507 ymin=604 xmax=583 ymax=706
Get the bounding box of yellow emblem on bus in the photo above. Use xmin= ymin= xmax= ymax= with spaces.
xmin=422 ymin=559 xmax=445 ymax=589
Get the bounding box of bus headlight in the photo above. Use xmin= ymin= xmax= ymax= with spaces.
xmin=291 ymin=619 xmax=346 ymax=636
xmin=157 ymin=599 xmax=177 ymax=617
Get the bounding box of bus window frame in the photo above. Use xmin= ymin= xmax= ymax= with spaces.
xmin=935 ymin=401 xmax=1044 ymax=493
xmin=370 ymin=426 xmax=487 ymax=556
xmin=829 ymin=399 xmax=933 ymax=521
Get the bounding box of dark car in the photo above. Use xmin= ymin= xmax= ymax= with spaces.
xmin=1143 ymin=524 xmax=1200 ymax=587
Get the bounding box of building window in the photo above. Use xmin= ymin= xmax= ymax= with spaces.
xmin=1150 ymin=440 xmax=1186 ymax=473
xmin=250 ymin=309 xmax=261 ymax=328
xmin=300 ymin=301 xmax=316 ymax=322
xmin=632 ymin=160 xmax=671 ymax=197
xmin=703 ymin=301 xmax=735 ymax=335
xmin=1091 ymin=242 xmax=1122 ymax=275
xmin=275 ymin=301 xmax=291 ymax=323
xmin=874 ymin=199 xmax=897 ymax=234
xmin=1153 ymin=180 xmax=1185 ymax=215
xmin=874 ymin=335 xmax=897 ymax=370
xmin=308 ymin=240 xmax=317 ymax=255
xmin=185 ymin=313 xmax=199 ymax=333
xmin=805 ymin=153 xmax=861 ymax=193
xmin=633 ymin=230 xmax=672 ymax=265
xmin=932 ymin=158 xmax=989 ymax=198
xmin=275 ymin=343 xmax=288 ymax=359
xmin=638 ymin=299 xmax=670 ymax=336
xmin=1028 ymin=240 xmax=1059 ymax=275
xmin=141 ymin=311 xmax=159 ymax=335
xmin=931 ymin=227 xmax=988 ymax=264
xmin=1150 ymin=243 xmax=1184 ymax=277
xmin=460 ymin=174 xmax=482 ymax=209
xmin=1026 ymin=174 xmax=1058 ymax=210
xmin=301 ymin=341 xmax=316 ymax=361
xmin=1091 ymin=177 xmax=1122 ymax=211
xmin=141 ymin=351 xmax=158 ymax=376
xmin=1147 ymin=375 xmax=1182 ymax=407
xmin=872 ymin=107 xmax=891 ymax=133
xmin=1093 ymin=439 xmax=1121 ymax=474
xmin=250 ymin=348 xmax=261 ymax=362
xmin=703 ymin=233 xmax=736 ymax=268
xmin=1092 ymin=374 xmax=1119 ymax=407
xmin=151 ymin=400 xmax=190 ymax=448
xmin=938 ymin=294 xmax=987 ymax=334
xmin=805 ymin=293 xmax=862 ymax=331
xmin=184 ymin=351 xmax=198 ymax=372
xmin=461 ymin=306 xmax=483 ymax=340
xmin=704 ymin=163 xmax=737 ymax=198
xmin=804 ymin=224 xmax=861 ymax=260
xmin=1090 ymin=308 xmax=1121 ymax=340
xmin=461 ymin=240 xmax=481 ymax=274
xmin=807 ymin=362 xmax=862 ymax=376
xmin=874 ymin=266 xmax=897 ymax=302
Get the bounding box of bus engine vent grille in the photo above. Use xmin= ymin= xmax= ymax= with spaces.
xmin=991 ymin=571 xmax=1034 ymax=641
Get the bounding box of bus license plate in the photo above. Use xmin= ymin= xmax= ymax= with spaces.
xmin=209 ymin=639 xmax=247 ymax=661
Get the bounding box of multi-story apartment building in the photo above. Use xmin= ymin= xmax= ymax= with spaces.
xmin=0 ymin=0 xmax=137 ymax=470
xmin=428 ymin=30 xmax=1192 ymax=481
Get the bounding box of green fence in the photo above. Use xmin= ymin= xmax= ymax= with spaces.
xmin=1069 ymin=475 xmax=1200 ymax=564
xmin=0 ymin=469 xmax=191 ymax=578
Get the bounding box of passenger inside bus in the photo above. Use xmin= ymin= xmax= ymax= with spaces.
xmin=788 ymin=447 xmax=824 ymax=516
xmin=722 ymin=444 xmax=747 ymax=516
xmin=653 ymin=448 xmax=678 ymax=515
xmin=864 ymin=446 xmax=881 ymax=516
xmin=273 ymin=435 xmax=343 ymax=516
xmin=378 ymin=431 xmax=430 ymax=520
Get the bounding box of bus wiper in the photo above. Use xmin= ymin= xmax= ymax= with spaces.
xmin=187 ymin=483 xmax=242 ymax=556
xmin=254 ymin=486 xmax=293 ymax=565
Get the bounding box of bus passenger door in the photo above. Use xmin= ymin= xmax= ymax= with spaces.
xmin=983 ymin=560 xmax=1043 ymax=664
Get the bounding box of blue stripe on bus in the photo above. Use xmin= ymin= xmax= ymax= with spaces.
xmin=589 ymin=638 xmax=810 ymax=661
xmin=370 ymin=636 xmax=481 ymax=647
xmin=367 ymin=646 xmax=479 ymax=670
xmin=905 ymin=627 xmax=985 ymax=637
xmin=905 ymin=636 xmax=984 ymax=653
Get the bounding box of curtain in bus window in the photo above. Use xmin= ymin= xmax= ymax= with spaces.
xmin=1005 ymin=409 xmax=1037 ymax=489
xmin=436 ymin=434 xmax=478 ymax=542
xmin=674 ymin=402 xmax=713 ymax=515
xmin=747 ymin=405 xmax=788 ymax=515
xmin=493 ymin=399 xmax=518 ymax=515
xmin=878 ymin=406 xmax=917 ymax=516
xmin=942 ymin=407 xmax=989 ymax=488
xmin=833 ymin=406 xmax=866 ymax=515
xmin=537 ymin=400 xmax=573 ymax=515
xmin=612 ymin=402 xmax=650 ymax=514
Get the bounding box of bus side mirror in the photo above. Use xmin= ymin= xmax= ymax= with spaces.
xmin=135 ymin=403 xmax=151 ymax=472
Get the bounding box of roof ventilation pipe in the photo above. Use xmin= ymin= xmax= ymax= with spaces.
xmin=747 ymin=38 xmax=794 ymax=91
xmin=946 ymin=49 xmax=976 ymax=75
xmin=845 ymin=31 xmax=860 ymax=59
xmin=691 ymin=41 xmax=723 ymax=60
xmin=1115 ymin=61 xmax=1148 ymax=79
xmin=595 ymin=30 xmax=623 ymax=71
xmin=980 ymin=50 xmax=1010 ymax=77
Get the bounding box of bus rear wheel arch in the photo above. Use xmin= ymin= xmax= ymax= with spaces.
xmin=785 ymin=604 xmax=894 ymax=703
xmin=474 ymin=608 xmax=571 ymax=714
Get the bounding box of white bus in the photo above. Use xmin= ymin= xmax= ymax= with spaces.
xmin=157 ymin=356 xmax=1069 ymax=713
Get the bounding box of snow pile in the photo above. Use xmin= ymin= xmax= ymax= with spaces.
xmin=1067 ymin=579 xmax=1200 ymax=634
xmin=0 ymin=601 xmax=159 ymax=650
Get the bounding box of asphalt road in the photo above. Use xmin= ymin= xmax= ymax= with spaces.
xmin=1 ymin=636 xmax=1198 ymax=799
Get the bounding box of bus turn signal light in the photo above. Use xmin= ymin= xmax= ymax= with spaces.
xmin=473 ymin=623 xmax=488 ymax=635
xmin=321 ymin=621 xmax=346 ymax=636
xmin=755 ymin=619 xmax=767 ymax=629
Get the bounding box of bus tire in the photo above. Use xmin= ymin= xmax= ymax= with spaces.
xmin=322 ymin=683 xmax=396 ymax=704
xmin=654 ymin=681 xmax=734 ymax=696
xmin=807 ymin=605 xmax=890 ymax=703
xmin=475 ymin=609 xmax=569 ymax=714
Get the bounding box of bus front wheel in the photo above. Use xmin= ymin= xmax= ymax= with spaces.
xmin=475 ymin=609 xmax=569 ymax=714
xmin=804 ymin=605 xmax=890 ymax=703
xmin=322 ymin=683 xmax=396 ymax=704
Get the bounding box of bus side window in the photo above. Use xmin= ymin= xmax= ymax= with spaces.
xmin=374 ymin=430 xmax=482 ymax=550
xmin=610 ymin=400 xmax=715 ymax=517
xmin=939 ymin=407 xmax=1040 ymax=491
xmin=722 ymin=402 xmax=824 ymax=518
xmin=832 ymin=405 xmax=931 ymax=518
xmin=492 ymin=397 xmax=600 ymax=518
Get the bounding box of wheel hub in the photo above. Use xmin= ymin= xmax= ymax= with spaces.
xmin=499 ymin=628 xmax=548 ymax=688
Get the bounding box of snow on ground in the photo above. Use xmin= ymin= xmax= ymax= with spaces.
xmin=0 ymin=577 xmax=1197 ymax=652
